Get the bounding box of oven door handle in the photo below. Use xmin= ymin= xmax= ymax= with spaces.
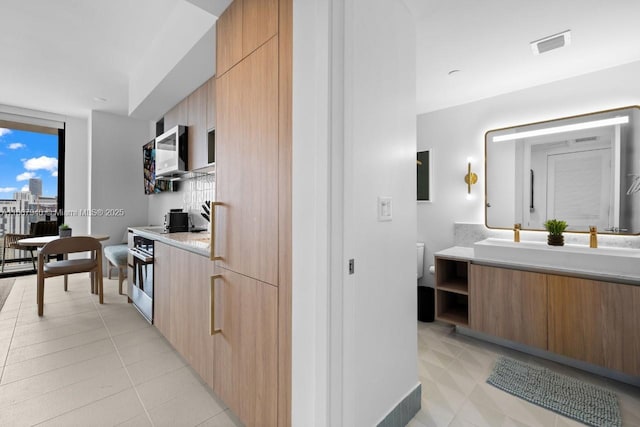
xmin=128 ymin=248 xmax=153 ymax=263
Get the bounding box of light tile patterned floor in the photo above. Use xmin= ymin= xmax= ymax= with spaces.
xmin=2 ymin=275 xmax=638 ymax=427
xmin=410 ymin=321 xmax=640 ymax=427
xmin=0 ymin=274 xmax=244 ymax=427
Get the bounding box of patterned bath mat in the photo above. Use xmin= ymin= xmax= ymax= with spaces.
xmin=487 ymin=356 xmax=621 ymax=427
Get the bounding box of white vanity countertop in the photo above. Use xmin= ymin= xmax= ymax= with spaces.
xmin=434 ymin=246 xmax=474 ymax=260
xmin=435 ymin=244 xmax=640 ymax=286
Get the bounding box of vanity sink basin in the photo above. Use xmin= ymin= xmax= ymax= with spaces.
xmin=473 ymin=238 xmax=640 ymax=279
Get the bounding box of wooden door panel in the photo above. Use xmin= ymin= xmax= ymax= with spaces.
xmin=470 ymin=264 xmax=547 ymax=349
xmin=212 ymin=267 xmax=277 ymax=427
xmin=216 ymin=0 xmax=243 ymax=76
xmin=188 ymin=82 xmax=208 ymax=170
xmin=548 ymin=275 xmax=640 ymax=375
xmin=153 ymin=242 xmax=172 ymax=342
xmin=214 ymin=37 xmax=279 ymax=286
xmin=242 ymin=0 xmax=277 ymax=56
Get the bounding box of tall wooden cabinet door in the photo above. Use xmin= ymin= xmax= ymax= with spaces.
xmin=186 ymin=253 xmax=215 ymax=389
xmin=469 ymin=264 xmax=548 ymax=349
xmin=212 ymin=268 xmax=278 ymax=427
xmin=206 ymin=77 xmax=216 ymax=131
xmin=242 ymin=0 xmax=277 ymax=57
xmin=188 ymin=82 xmax=208 ymax=170
xmin=214 ymin=37 xmax=279 ymax=286
xmin=548 ymin=275 xmax=640 ymax=376
xmin=216 ymin=0 xmax=243 ymax=77
xmin=153 ymin=242 xmax=172 ymax=342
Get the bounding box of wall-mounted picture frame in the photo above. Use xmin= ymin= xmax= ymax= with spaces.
xmin=417 ymin=149 xmax=432 ymax=202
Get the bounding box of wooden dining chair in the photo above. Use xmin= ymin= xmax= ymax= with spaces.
xmin=37 ymin=236 xmax=104 ymax=316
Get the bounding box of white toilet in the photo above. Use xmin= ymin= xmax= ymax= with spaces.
xmin=417 ymin=242 xmax=425 ymax=280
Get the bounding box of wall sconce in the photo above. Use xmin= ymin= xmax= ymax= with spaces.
xmin=464 ymin=158 xmax=477 ymax=195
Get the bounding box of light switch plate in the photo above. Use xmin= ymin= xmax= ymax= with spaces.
xmin=378 ymin=196 xmax=392 ymax=221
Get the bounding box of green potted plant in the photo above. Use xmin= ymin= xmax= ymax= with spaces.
xmin=544 ymin=219 xmax=567 ymax=246
xmin=59 ymin=223 xmax=72 ymax=238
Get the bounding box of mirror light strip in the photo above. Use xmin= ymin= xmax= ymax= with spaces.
xmin=493 ymin=116 xmax=629 ymax=142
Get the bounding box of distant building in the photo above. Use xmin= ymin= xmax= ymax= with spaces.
xmin=29 ymin=178 xmax=42 ymax=197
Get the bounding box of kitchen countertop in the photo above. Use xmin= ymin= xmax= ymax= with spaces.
xmin=129 ymin=226 xmax=210 ymax=257
xmin=435 ymin=245 xmax=640 ymax=286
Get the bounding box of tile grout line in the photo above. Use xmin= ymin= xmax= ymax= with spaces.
xmin=0 ymin=279 xmax=26 ymax=384
xmin=92 ymin=294 xmax=156 ymax=427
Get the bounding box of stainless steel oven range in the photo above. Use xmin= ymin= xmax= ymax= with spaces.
xmin=127 ymin=234 xmax=154 ymax=323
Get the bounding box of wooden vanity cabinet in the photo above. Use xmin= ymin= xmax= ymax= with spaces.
xmin=468 ymin=262 xmax=640 ymax=377
xmin=548 ymin=275 xmax=640 ymax=376
xmin=435 ymin=256 xmax=469 ymax=326
xmin=469 ymin=264 xmax=548 ymax=349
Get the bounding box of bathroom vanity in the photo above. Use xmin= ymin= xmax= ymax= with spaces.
xmin=434 ymin=242 xmax=640 ymax=382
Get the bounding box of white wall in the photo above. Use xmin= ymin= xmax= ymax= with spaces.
xmin=343 ymin=0 xmax=418 ymax=425
xmin=89 ymin=111 xmax=150 ymax=245
xmin=63 ymin=116 xmax=89 ymax=235
xmin=292 ymin=0 xmax=419 ymax=425
xmin=417 ymin=60 xmax=640 ymax=285
xmin=292 ymin=0 xmax=331 ymax=424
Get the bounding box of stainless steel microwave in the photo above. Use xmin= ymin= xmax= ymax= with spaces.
xmin=155 ymin=125 xmax=188 ymax=177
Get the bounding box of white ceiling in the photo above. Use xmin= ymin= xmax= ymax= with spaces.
xmin=404 ymin=0 xmax=640 ymax=114
xmin=2 ymin=1 xmax=640 ymax=119
xmin=0 ymin=0 xmax=230 ymax=119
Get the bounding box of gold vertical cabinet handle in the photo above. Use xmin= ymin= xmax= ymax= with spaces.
xmin=210 ymin=202 xmax=223 ymax=261
xmin=210 ymin=274 xmax=223 ymax=335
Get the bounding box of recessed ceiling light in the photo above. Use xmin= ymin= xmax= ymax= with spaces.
xmin=448 ymin=69 xmax=461 ymax=76
xmin=93 ymin=96 xmax=107 ymax=102
xmin=530 ymin=30 xmax=571 ymax=55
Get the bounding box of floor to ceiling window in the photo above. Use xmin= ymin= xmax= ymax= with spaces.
xmin=0 ymin=120 xmax=64 ymax=277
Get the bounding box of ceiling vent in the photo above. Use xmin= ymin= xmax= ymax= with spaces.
xmin=530 ymin=30 xmax=571 ymax=55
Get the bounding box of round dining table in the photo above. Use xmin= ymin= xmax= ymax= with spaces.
xmin=17 ymin=234 xmax=110 ymax=294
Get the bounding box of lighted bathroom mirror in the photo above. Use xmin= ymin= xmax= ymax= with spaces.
xmin=485 ymin=106 xmax=640 ymax=235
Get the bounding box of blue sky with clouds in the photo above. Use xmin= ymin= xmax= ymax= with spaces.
xmin=0 ymin=127 xmax=58 ymax=199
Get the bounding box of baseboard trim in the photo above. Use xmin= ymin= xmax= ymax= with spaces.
xmin=376 ymin=382 xmax=421 ymax=427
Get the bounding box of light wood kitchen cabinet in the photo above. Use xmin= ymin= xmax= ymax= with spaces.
xmin=214 ymin=36 xmax=279 ymax=286
xmin=548 ymin=275 xmax=640 ymax=376
xmin=212 ymin=0 xmax=291 ymax=425
xmin=216 ymin=0 xmax=243 ymax=76
xmin=152 ymin=242 xmax=216 ymax=388
xmin=206 ymin=77 xmax=216 ymax=131
xmin=153 ymin=242 xmax=172 ymax=341
xmin=169 ymin=245 xmax=216 ymax=388
xmin=188 ymin=82 xmax=208 ymax=170
xmin=163 ymin=97 xmax=188 ymax=132
xmin=470 ymin=264 xmax=548 ymax=350
xmin=216 ymin=0 xmax=278 ymax=78
xmin=242 ymin=0 xmax=278 ymax=57
xmin=213 ymin=267 xmax=278 ymax=427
